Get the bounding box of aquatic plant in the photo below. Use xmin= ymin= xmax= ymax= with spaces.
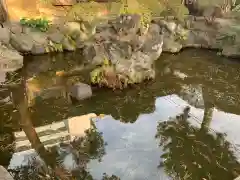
xmin=20 ymin=17 xmax=50 ymax=32
xmin=90 ymin=58 xmax=130 ymax=89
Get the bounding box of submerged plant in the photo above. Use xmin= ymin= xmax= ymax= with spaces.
xmin=20 ymin=17 xmax=50 ymax=32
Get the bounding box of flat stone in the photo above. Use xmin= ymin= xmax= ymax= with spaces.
xmin=0 ymin=166 xmax=13 ymax=180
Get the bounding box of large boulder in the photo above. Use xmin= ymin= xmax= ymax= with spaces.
xmin=10 ymin=33 xmax=33 ymax=52
xmin=83 ymin=14 xmax=163 ymax=88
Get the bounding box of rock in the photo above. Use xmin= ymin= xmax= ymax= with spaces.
xmin=28 ymin=31 xmax=48 ymax=45
xmin=115 ymin=51 xmax=156 ymax=83
xmin=76 ymin=31 xmax=89 ymax=48
xmin=111 ymin=14 xmax=141 ymax=35
xmin=62 ymin=22 xmax=81 ymax=38
xmin=82 ymin=43 xmax=98 ymax=63
xmin=31 ymin=44 xmax=46 ymax=55
xmin=0 ymin=27 xmax=10 ymax=44
xmin=68 ymin=82 xmax=92 ymax=101
xmin=0 ymin=165 xmax=14 ymax=180
xmin=140 ymin=33 xmax=163 ymax=60
xmin=165 ymin=21 xmax=177 ymax=34
xmin=163 ymin=36 xmax=182 ymax=53
xmin=83 ymin=14 xmax=164 ymax=87
xmin=48 ymin=31 xmax=65 ymax=44
xmin=6 ymin=22 xmax=23 ymax=34
xmin=62 ymin=37 xmax=76 ymax=51
xmin=222 ymin=45 xmax=240 ymax=57
xmin=10 ymin=33 xmax=33 ymax=52
xmin=0 ymin=43 xmax=23 ymax=72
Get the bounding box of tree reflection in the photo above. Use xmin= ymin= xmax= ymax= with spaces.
xmin=155 ymin=107 xmax=240 ymax=180
xmin=1 ymin=72 xmax=119 ymax=179
xmin=10 ymin=119 xmax=119 ymax=180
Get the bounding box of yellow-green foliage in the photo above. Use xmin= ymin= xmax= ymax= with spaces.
xmin=45 ymin=40 xmax=63 ymax=53
xmin=90 ymin=57 xmax=110 ymax=84
xmin=90 ymin=58 xmax=129 ymax=89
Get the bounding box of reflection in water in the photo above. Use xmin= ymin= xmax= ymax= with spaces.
xmin=9 ymin=121 xmax=119 ymax=180
xmin=156 ymin=107 xmax=240 ymax=180
xmin=2 ymin=49 xmax=240 ymax=179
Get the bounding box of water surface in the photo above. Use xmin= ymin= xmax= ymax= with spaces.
xmin=1 ymin=49 xmax=240 ymax=179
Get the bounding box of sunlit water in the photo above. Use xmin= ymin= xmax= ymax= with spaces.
xmin=2 ymin=49 xmax=240 ymax=179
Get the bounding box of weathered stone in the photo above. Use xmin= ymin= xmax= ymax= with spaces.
xmin=62 ymin=37 xmax=76 ymax=51
xmin=31 ymin=44 xmax=46 ymax=55
xmin=141 ymin=33 xmax=163 ymax=60
xmin=68 ymin=82 xmax=92 ymax=101
xmin=222 ymin=45 xmax=240 ymax=57
xmin=48 ymin=31 xmax=65 ymax=44
xmin=7 ymin=22 xmax=23 ymax=34
xmin=10 ymin=33 xmax=33 ymax=52
xmin=83 ymin=43 xmax=98 ymax=63
xmin=163 ymin=36 xmax=182 ymax=53
xmin=75 ymin=31 xmax=89 ymax=48
xmin=0 ymin=27 xmax=10 ymax=44
xmin=28 ymin=31 xmax=48 ymax=45
xmin=0 ymin=43 xmax=23 ymax=72
xmin=111 ymin=14 xmax=141 ymax=35
xmin=62 ymin=22 xmax=81 ymax=38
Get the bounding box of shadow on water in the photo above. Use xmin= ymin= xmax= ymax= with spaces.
xmin=1 ymin=49 xmax=240 ymax=179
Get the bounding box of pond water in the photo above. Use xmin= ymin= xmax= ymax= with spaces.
xmin=1 ymin=49 xmax=240 ymax=179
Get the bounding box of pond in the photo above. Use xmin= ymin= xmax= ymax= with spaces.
xmin=1 ymin=49 xmax=240 ymax=179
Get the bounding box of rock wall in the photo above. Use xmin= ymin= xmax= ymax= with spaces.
xmin=1 ymin=14 xmax=240 ymax=84
xmin=153 ymin=16 xmax=240 ymax=57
